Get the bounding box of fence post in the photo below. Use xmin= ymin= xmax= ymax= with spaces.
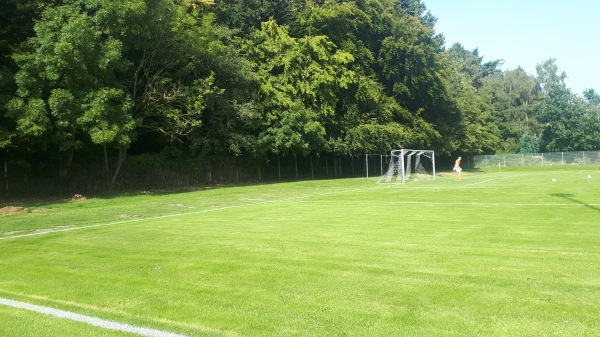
xmin=333 ymin=155 xmax=337 ymax=177
xmin=3 ymin=159 xmax=7 ymax=195
xmin=521 ymin=154 xmax=524 ymax=166
xmin=208 ymin=160 xmax=212 ymax=182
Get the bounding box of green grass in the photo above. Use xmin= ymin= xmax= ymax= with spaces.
xmin=1 ymin=166 xmax=599 ymax=336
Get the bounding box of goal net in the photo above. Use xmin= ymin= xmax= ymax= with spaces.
xmin=377 ymin=149 xmax=436 ymax=183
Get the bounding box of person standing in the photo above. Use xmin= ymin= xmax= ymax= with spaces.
xmin=453 ymin=156 xmax=462 ymax=181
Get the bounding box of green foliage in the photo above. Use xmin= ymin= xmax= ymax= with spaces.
xmin=79 ymin=88 xmax=135 ymax=147
xmin=583 ymin=89 xmax=600 ymax=107
xmin=446 ymin=44 xmax=503 ymax=88
xmin=9 ymin=2 xmax=134 ymax=152
xmin=379 ymin=14 xmax=445 ymax=106
xmin=538 ymin=83 xmax=600 ymax=151
xmin=2 ymin=0 xmax=600 ymax=188
xmin=536 ymin=58 xmax=567 ymax=89
xmin=517 ymin=132 xmax=540 ymax=153
xmin=290 ymin=0 xmax=447 ymax=154
xmin=448 ymin=74 xmax=501 ymax=154
xmin=0 ymin=0 xmax=58 ymax=62
xmin=342 ymin=122 xmax=412 ymax=153
xmin=212 ymin=0 xmax=302 ymax=34
xmin=250 ymin=20 xmax=356 ymax=156
xmin=7 ymin=98 xmax=49 ymax=137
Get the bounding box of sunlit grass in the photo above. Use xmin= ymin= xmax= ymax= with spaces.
xmin=1 ymin=166 xmax=599 ymax=336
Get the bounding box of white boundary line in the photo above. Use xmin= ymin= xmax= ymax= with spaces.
xmin=0 ymin=187 xmax=380 ymax=334
xmin=460 ymin=176 xmax=513 ymax=187
xmin=0 ymin=203 xmax=266 ymax=241
xmin=0 ymin=297 xmax=188 ymax=337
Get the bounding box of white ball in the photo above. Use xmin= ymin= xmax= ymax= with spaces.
xmin=552 ymin=178 xmax=556 ymax=183
xmin=588 ymin=175 xmax=592 ymax=179
xmin=414 ymin=178 xmax=418 ymax=182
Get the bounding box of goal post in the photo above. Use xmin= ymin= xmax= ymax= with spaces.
xmin=376 ymin=149 xmax=436 ymax=183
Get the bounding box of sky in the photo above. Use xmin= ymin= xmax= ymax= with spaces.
xmin=423 ymin=0 xmax=600 ymax=94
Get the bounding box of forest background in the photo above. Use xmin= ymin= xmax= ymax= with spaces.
xmin=1 ymin=0 xmax=599 ymax=196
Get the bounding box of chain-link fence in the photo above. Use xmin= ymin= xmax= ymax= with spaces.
xmin=465 ymin=151 xmax=600 ymax=169
xmin=0 ymin=153 xmax=373 ymax=198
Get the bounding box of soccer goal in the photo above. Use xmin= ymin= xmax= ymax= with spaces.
xmin=377 ymin=149 xmax=436 ymax=183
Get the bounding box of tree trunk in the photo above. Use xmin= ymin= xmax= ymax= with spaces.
xmin=208 ymin=160 xmax=212 ymax=182
xmin=3 ymin=158 xmax=7 ymax=194
xmin=333 ymin=155 xmax=337 ymax=177
xmin=110 ymin=148 xmax=127 ymax=189
xmin=310 ymin=156 xmax=314 ymax=179
xmin=278 ymin=156 xmax=281 ymax=180
xmin=258 ymin=162 xmax=262 ymax=181
xmin=60 ymin=150 xmax=74 ymax=178
xmin=294 ymin=155 xmax=298 ymax=180
xmin=103 ymin=144 xmax=109 ymax=174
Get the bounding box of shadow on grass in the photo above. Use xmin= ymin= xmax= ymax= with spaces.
xmin=551 ymin=193 xmax=600 ymax=213
xmin=0 ymin=176 xmax=356 ymax=207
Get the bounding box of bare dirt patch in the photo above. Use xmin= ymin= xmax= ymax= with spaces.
xmin=0 ymin=206 xmax=28 ymax=216
xmin=71 ymin=194 xmax=87 ymax=201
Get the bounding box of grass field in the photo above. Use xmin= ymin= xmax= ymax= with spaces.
xmin=1 ymin=166 xmax=599 ymax=337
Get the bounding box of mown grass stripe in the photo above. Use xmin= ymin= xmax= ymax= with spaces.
xmin=0 ymin=187 xmax=378 ymax=241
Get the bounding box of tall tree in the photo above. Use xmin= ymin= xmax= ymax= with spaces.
xmin=8 ymin=2 xmax=136 ymax=178
xmin=7 ymin=0 xmax=232 ymax=184
xmin=0 ymin=67 xmax=15 ymax=151
xmin=0 ymin=0 xmax=59 ymax=152
xmin=446 ymin=43 xmax=503 ymax=88
xmin=536 ymin=58 xmax=567 ymax=91
xmin=378 ymin=11 xmax=459 ymax=154
xmin=538 ymin=83 xmax=600 ymax=151
xmin=583 ymin=89 xmax=600 ymax=110
xmin=248 ymin=19 xmax=356 ymax=159
xmin=291 ymin=0 xmax=448 ymax=154
xmin=478 ymin=66 xmax=543 ymax=153
xmin=445 ymin=65 xmax=501 ymax=155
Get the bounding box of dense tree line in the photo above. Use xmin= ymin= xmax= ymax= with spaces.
xmin=1 ymin=0 xmax=599 ymax=194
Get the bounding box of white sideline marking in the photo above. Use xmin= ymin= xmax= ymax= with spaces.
xmin=0 ymin=204 xmax=257 ymax=241
xmin=0 ymin=297 xmax=188 ymax=337
xmin=460 ymin=176 xmax=513 ymax=187
xmin=0 ymin=187 xmax=377 ymax=241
